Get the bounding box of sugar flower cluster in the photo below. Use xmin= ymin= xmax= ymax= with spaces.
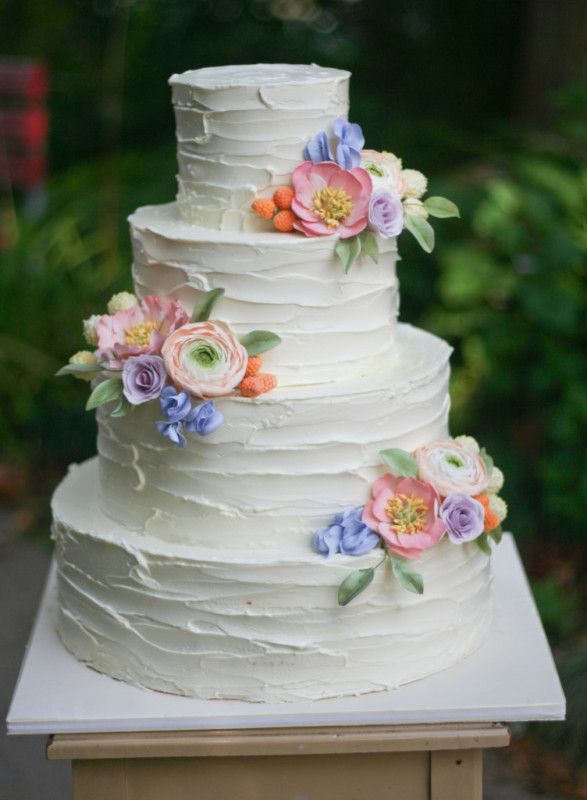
xmin=314 ymin=435 xmax=507 ymax=605
xmin=57 ymin=289 xmax=281 ymax=448
xmin=252 ymin=117 xmax=460 ymax=272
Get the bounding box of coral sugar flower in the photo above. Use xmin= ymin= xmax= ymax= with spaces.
xmin=362 ymin=475 xmax=446 ymax=560
xmin=291 ymin=161 xmax=372 ymax=238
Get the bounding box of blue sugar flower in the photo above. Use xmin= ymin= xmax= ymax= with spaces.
xmin=314 ymin=506 xmax=380 ymax=557
xmin=159 ymin=386 xmax=191 ymax=422
xmin=184 ymin=400 xmax=224 ymax=437
xmin=303 ymin=130 xmax=334 ymax=163
xmin=155 ymin=420 xmax=186 ymax=448
xmin=333 ymin=119 xmax=365 ymax=170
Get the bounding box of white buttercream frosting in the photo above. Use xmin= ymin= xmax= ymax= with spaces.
xmin=53 ymin=458 xmax=492 ymax=703
xmin=50 ymin=62 xmax=495 ymax=703
xmin=97 ymin=324 xmax=452 ymax=550
xmin=169 ymin=64 xmax=350 ymax=231
xmin=130 ymin=202 xmax=400 ymax=388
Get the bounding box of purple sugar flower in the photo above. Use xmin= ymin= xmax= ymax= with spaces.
xmin=122 ymin=355 xmax=167 ymax=405
xmin=333 ymin=118 xmax=365 ymax=169
xmin=184 ymin=400 xmax=224 ymax=437
xmin=368 ymin=189 xmax=404 ymax=238
xmin=159 ymin=386 xmax=191 ymax=422
xmin=303 ymin=131 xmax=334 ymax=163
xmin=439 ymin=493 xmax=485 ymax=543
xmin=155 ymin=420 xmax=186 ymax=448
xmin=314 ymin=506 xmax=380 ymax=557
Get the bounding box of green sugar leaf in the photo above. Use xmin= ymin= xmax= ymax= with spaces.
xmin=479 ymin=447 xmax=494 ymax=475
xmin=389 ymin=553 xmax=424 ymax=594
xmin=110 ymin=396 xmax=132 ymax=418
xmin=380 ymin=448 xmax=419 ymax=478
xmin=359 ymin=230 xmax=380 ymax=264
xmin=55 ymin=362 xmax=100 ymax=377
xmin=335 ymin=234 xmax=362 ymax=273
xmin=404 ymin=214 xmax=435 ymax=253
xmin=240 ymin=330 xmax=282 ymax=356
xmin=475 ymin=534 xmax=492 ymax=556
xmin=86 ymin=378 xmax=123 ymax=411
xmin=338 ymin=568 xmax=375 ymax=606
xmin=488 ymin=524 xmax=503 ymax=545
xmin=423 ymin=196 xmax=461 ymax=219
xmin=191 ymin=287 xmax=225 ymax=322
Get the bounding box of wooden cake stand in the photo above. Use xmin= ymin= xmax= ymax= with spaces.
xmin=7 ymin=535 xmax=565 ymax=800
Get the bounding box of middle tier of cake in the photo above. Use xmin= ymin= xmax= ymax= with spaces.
xmin=129 ymin=202 xmax=400 ymax=389
xmin=98 ymin=323 xmax=451 ymax=551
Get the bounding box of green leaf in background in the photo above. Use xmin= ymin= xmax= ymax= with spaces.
xmin=335 ymin=235 xmax=362 ymax=273
xmin=475 ymin=534 xmax=492 ymax=556
xmin=389 ymin=553 xmax=424 ymax=594
xmin=488 ymin=524 xmax=503 ymax=544
xmin=480 ymin=447 xmax=494 ymax=475
xmin=359 ymin=230 xmax=379 ymax=263
xmin=404 ymin=213 xmax=435 ymax=253
xmin=191 ymin=287 xmax=225 ymax=322
xmin=55 ymin=362 xmax=101 ymax=377
xmin=240 ymin=330 xmax=282 ymax=356
xmin=424 ymin=196 xmax=461 ymax=219
xmin=380 ymin=448 xmax=419 ymax=478
xmin=86 ymin=378 xmax=123 ymax=411
xmin=338 ymin=568 xmax=375 ymax=606
xmin=110 ymin=396 xmax=132 ymax=418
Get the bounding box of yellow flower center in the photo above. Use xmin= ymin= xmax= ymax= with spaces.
xmin=385 ymin=493 xmax=429 ymax=535
xmin=125 ymin=320 xmax=158 ymax=347
xmin=312 ymin=186 xmax=354 ymax=228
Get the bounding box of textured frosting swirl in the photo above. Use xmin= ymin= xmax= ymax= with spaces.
xmin=53 ymin=457 xmax=492 ymax=703
xmin=169 ymin=64 xmax=350 ymax=231
xmin=130 ymin=203 xmax=400 ymax=389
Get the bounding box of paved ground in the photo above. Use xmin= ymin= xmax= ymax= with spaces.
xmin=1 ymin=533 xmax=566 ymax=800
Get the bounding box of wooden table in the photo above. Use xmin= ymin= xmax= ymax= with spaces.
xmin=47 ymin=723 xmax=510 ymax=800
xmin=8 ymin=536 xmax=564 ymax=800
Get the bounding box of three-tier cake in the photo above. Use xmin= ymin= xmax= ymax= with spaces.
xmin=51 ymin=64 xmax=503 ymax=703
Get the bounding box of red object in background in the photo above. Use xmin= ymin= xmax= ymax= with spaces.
xmin=0 ymin=152 xmax=45 ymax=189
xmin=0 ymin=58 xmax=49 ymax=195
xmin=0 ymin=107 xmax=48 ymax=149
xmin=0 ymin=60 xmax=48 ymax=102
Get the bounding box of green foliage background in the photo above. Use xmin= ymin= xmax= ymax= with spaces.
xmin=1 ymin=0 xmax=586 ymax=554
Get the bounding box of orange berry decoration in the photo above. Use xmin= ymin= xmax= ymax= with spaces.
xmin=272 ymin=185 xmax=294 ymax=210
xmin=244 ymin=355 xmax=262 ymax=378
xmin=251 ymin=198 xmax=276 ymax=220
xmin=474 ymin=494 xmax=499 ymax=532
xmin=273 ymin=209 xmax=296 ymax=233
xmin=240 ymin=373 xmax=278 ymax=398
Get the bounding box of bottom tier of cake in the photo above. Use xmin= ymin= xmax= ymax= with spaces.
xmin=52 ymin=458 xmax=493 ymax=703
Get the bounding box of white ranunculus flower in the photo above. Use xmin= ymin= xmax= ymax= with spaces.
xmin=454 ymin=435 xmax=480 ymax=455
xmin=402 ymin=168 xmax=428 ymax=199
xmin=487 ymin=465 xmax=505 ymax=494
xmin=489 ymin=494 xmax=507 ymax=522
xmin=360 ymin=149 xmax=405 ymax=197
xmin=414 ymin=439 xmax=489 ymax=497
xmin=107 ymin=291 xmax=138 ymax=315
xmin=82 ymin=314 xmax=101 ymax=346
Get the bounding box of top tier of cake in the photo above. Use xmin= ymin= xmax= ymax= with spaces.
xmin=170 ymin=63 xmax=350 ymax=232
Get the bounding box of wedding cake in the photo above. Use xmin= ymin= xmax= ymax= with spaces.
xmin=51 ymin=64 xmax=507 ymax=703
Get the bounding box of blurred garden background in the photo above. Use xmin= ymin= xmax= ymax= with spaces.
xmin=1 ymin=0 xmax=586 ymax=796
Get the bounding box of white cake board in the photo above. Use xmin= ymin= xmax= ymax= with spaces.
xmin=7 ymin=534 xmax=564 ymax=735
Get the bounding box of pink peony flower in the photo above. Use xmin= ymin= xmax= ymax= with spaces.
xmin=414 ymin=440 xmax=489 ymax=498
xmin=362 ymin=474 xmax=446 ymax=560
xmin=291 ymin=161 xmax=372 ymax=239
xmin=97 ymin=295 xmax=189 ymax=364
xmin=162 ymin=321 xmax=248 ymax=399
